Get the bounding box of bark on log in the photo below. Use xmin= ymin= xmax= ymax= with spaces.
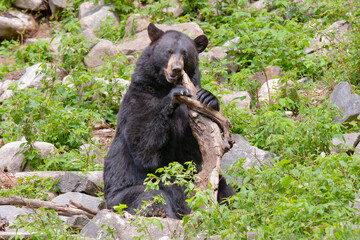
xmin=0 ymin=197 xmax=96 ymax=219
xmin=176 ymin=71 xmax=234 ymax=200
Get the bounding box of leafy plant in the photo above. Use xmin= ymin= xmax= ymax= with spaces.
xmin=0 ymin=176 xmax=58 ymax=200
xmin=10 ymin=208 xmax=77 ymax=240
xmin=14 ymin=40 xmax=53 ymax=67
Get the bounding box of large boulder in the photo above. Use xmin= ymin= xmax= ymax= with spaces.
xmin=0 ymin=141 xmax=56 ymax=172
xmin=14 ymin=0 xmax=47 ymax=11
xmin=0 ymin=11 xmax=38 ymax=40
xmin=0 ymin=205 xmax=32 ymax=227
xmin=305 ymin=20 xmax=352 ymax=56
xmin=332 ymin=132 xmax=360 ymax=155
xmin=56 ymin=172 xmax=100 ymax=196
xmin=116 ymin=22 xmax=204 ymax=55
xmin=80 ymin=209 xmax=184 ymax=239
xmin=84 ymin=39 xmax=118 ymax=69
xmin=15 ymin=171 xmax=104 ymax=186
xmin=248 ymin=0 xmax=267 ymax=11
xmin=49 ymin=0 xmax=72 ymax=16
xmin=221 ymin=91 xmax=251 ymax=109
xmin=221 ymin=134 xmax=276 ymax=176
xmin=78 ymin=3 xmax=120 ymax=40
xmin=125 ymin=14 xmax=150 ymax=36
xmin=258 ymin=78 xmax=296 ymax=104
xmin=330 ymin=81 xmax=360 ymax=124
xmin=250 ymin=66 xmax=284 ymax=86
xmin=0 ymin=63 xmax=68 ymax=101
xmin=52 ymin=192 xmax=102 ymax=213
xmin=17 ymin=63 xmax=49 ymax=90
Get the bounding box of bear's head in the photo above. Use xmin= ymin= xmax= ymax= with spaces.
xmin=147 ymin=23 xmax=208 ymax=85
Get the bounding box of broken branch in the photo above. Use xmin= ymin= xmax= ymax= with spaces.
xmin=0 ymin=197 xmax=97 ymax=219
xmin=176 ymin=71 xmax=234 ymax=200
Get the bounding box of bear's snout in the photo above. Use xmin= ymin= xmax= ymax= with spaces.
xmin=164 ymin=54 xmax=184 ymax=84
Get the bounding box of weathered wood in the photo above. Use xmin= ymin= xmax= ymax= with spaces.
xmin=69 ymin=199 xmax=98 ymax=216
xmin=0 ymin=197 xmax=96 ymax=219
xmin=177 ymin=71 xmax=234 ymax=200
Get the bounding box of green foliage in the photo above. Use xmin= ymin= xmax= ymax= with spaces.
xmin=0 ymin=0 xmax=13 ymax=11
xmin=102 ymin=0 xmax=135 ymax=15
xmin=10 ymin=208 xmax=77 ymax=240
xmin=0 ymin=86 xmax=98 ymax=150
xmin=246 ymin=104 xmax=344 ymax=161
xmin=0 ymin=176 xmax=58 ymax=200
xmin=139 ymin=155 xmax=360 ymax=239
xmin=188 ymin=153 xmax=360 ymax=239
xmin=95 ymin=16 xmax=126 ymax=42
xmin=14 ymin=40 xmax=53 ymax=67
xmin=0 ymin=39 xmax=19 ymax=57
xmin=39 ymin=146 xmax=103 ymax=171
xmin=54 ymin=21 xmax=92 ymax=73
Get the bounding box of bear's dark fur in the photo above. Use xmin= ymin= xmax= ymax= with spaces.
xmin=104 ymin=23 xmax=235 ymax=219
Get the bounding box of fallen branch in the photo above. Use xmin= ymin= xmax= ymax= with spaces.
xmin=176 ymin=71 xmax=234 ymax=200
xmin=0 ymin=197 xmax=97 ymax=219
xmin=69 ymin=199 xmax=98 ymax=216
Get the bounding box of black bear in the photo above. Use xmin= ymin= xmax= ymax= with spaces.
xmin=104 ymin=23 xmax=235 ymax=219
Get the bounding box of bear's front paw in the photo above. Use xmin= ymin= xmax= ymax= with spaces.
xmin=146 ymin=206 xmax=168 ymax=218
xmin=197 ymin=88 xmax=220 ymax=111
xmin=170 ymin=86 xmax=191 ymax=98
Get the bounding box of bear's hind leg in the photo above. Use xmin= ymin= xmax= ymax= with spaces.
xmin=106 ymin=185 xmax=181 ymax=219
xmin=217 ymin=175 xmax=236 ymax=204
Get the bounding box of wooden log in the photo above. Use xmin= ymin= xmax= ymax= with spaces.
xmin=176 ymin=71 xmax=234 ymax=200
xmin=0 ymin=197 xmax=96 ymax=219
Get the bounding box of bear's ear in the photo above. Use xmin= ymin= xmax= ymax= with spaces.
xmin=148 ymin=23 xmax=164 ymax=43
xmin=193 ymin=35 xmax=208 ymax=53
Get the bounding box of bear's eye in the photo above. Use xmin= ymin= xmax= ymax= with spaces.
xmin=168 ymin=49 xmax=174 ymax=54
xmin=181 ymin=49 xmax=187 ymax=56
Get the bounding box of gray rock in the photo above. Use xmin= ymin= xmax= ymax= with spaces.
xmin=221 ymin=134 xmax=275 ymax=174
xmin=0 ymin=89 xmax=14 ymax=101
xmin=17 ymin=63 xmax=49 ymax=89
xmin=49 ymin=0 xmax=72 ymax=16
xmin=66 ymin=214 xmax=90 ymax=229
xmin=223 ymin=36 xmax=240 ymax=50
xmin=84 ymin=39 xmax=118 ymax=69
xmin=305 ymin=20 xmax=351 ymax=55
xmin=163 ymin=0 xmax=184 ymax=17
xmin=330 ymin=81 xmax=360 ymax=124
xmin=78 ymin=1 xmax=103 ymax=19
xmin=0 ymin=205 xmax=32 ymax=226
xmin=0 ymin=141 xmax=56 ymax=172
xmin=15 ymin=171 xmax=104 ymax=186
xmin=80 ymin=209 xmax=184 ymax=239
xmin=203 ymin=47 xmax=227 ymax=62
xmin=52 ymin=192 xmax=102 ymax=212
xmin=80 ymin=144 xmax=104 ymax=163
xmin=331 ymin=132 xmax=360 ymax=154
xmin=0 ymin=80 xmax=15 ymax=101
xmin=14 ymin=0 xmax=47 ymax=11
xmin=258 ymin=78 xmax=296 ymax=104
xmin=0 ymin=11 xmax=38 ymax=40
xmin=250 ymin=66 xmax=284 ymax=86
xmin=221 ymin=91 xmax=251 ymax=109
xmin=125 ymin=14 xmax=151 ymax=36
xmin=78 ymin=4 xmax=120 ymax=40
xmin=56 ymin=172 xmax=101 ymax=196
xmin=116 ymin=22 xmax=204 ymax=55
xmin=248 ymin=0 xmax=267 ymax=11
